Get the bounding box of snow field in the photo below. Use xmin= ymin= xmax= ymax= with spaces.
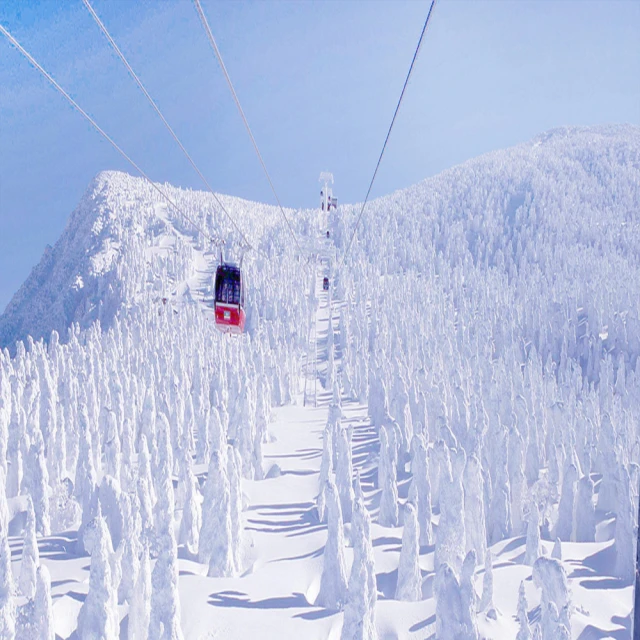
xmin=0 ymin=125 xmax=639 ymax=638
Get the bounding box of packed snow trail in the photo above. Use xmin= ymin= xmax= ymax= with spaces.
xmin=178 ymin=235 xmax=343 ymax=639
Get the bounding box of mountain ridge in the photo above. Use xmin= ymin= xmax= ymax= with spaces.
xmin=2 ymin=124 xmax=639 ymax=351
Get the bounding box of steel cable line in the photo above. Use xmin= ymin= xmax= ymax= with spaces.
xmin=192 ymin=0 xmax=303 ymax=256
xmin=81 ymin=0 xmax=254 ymax=252
xmin=0 ymin=23 xmax=219 ymax=247
xmin=340 ymin=0 xmax=437 ymax=268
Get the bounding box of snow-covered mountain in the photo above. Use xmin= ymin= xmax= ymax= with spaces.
xmin=0 ymin=125 xmax=638 ymax=639
xmin=0 ymin=169 xmax=312 ymax=351
xmin=3 ymin=125 xmax=639 ymax=356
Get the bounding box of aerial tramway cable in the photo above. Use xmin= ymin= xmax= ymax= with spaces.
xmin=340 ymin=0 xmax=437 ymax=268
xmin=81 ymin=0 xmax=255 ymax=253
xmin=0 ymin=23 xmax=219 ymax=248
xmin=192 ymin=0 xmax=303 ymax=256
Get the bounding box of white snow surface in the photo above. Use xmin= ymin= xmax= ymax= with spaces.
xmin=0 ymin=125 xmax=638 ymax=638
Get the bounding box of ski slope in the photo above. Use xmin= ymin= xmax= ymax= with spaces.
xmin=0 ymin=126 xmax=639 ymax=638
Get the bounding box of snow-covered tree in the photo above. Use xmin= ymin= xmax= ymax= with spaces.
xmin=118 ymin=493 xmax=141 ymax=605
xmin=149 ymin=528 xmax=184 ymax=640
xmin=478 ymin=550 xmax=496 ymax=617
xmin=178 ymin=450 xmax=201 ymax=557
xmin=19 ymin=498 xmax=39 ymax=600
xmin=463 ymin=453 xmax=486 ymax=560
xmin=434 ymin=444 xmax=465 ymax=573
xmin=613 ymin=465 xmax=635 ymax=582
xmin=32 ymin=565 xmax=54 ymax=640
xmin=0 ymin=467 xmax=15 ymax=639
xmin=317 ymin=476 xmax=347 ymax=610
xmin=532 ymin=556 xmax=571 ymax=639
xmin=341 ymin=495 xmax=377 ymax=640
xmin=408 ymin=433 xmax=432 ymax=546
xmin=199 ymin=450 xmax=233 ymax=577
xmin=378 ymin=426 xmax=398 ymax=527
xmin=395 ymin=502 xmax=421 ymax=601
xmin=317 ymin=425 xmax=333 ymax=523
xmin=128 ymin=542 xmax=151 ymax=640
xmin=227 ymin=445 xmax=244 ymax=574
xmin=435 ymin=564 xmax=464 ymax=640
xmin=555 ymin=463 xmax=577 ymax=542
xmin=335 ymin=424 xmax=354 ymax=523
xmin=516 ymin=581 xmax=532 ymax=640
xmin=24 ymin=431 xmax=50 ymax=537
xmin=137 ymin=434 xmax=155 ymax=547
xmin=573 ymin=475 xmax=596 ymax=543
xmin=524 ymin=501 xmax=541 ymax=566
xmin=76 ymin=513 xmax=119 ymax=640
xmin=460 ymin=550 xmax=479 ymax=639
xmin=103 ymin=409 xmax=122 ymax=485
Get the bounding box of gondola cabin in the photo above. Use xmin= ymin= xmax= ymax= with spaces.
xmin=214 ymin=263 xmax=245 ymax=334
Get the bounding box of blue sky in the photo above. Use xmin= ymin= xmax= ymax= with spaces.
xmin=1 ymin=0 xmax=639 ymax=312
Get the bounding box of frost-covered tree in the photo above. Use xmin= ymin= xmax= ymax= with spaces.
xmin=137 ymin=434 xmax=155 ymax=547
xmin=463 ymin=453 xmax=486 ymax=560
xmin=478 ymin=550 xmax=495 ymax=617
xmin=317 ymin=426 xmax=333 ymax=523
xmin=434 ymin=445 xmax=465 ymax=574
xmin=128 ymin=542 xmax=151 ymax=640
xmin=32 ymin=565 xmax=54 ymax=640
xmin=435 ymin=564 xmax=464 ymax=640
xmin=488 ymin=431 xmax=511 ymax=545
xmin=104 ymin=409 xmax=122 ymax=485
xmin=207 ymin=405 xmax=225 ymax=456
xmin=532 ymin=556 xmax=571 ymax=639
xmin=154 ymin=430 xmax=176 ymax=549
xmin=460 ymin=550 xmax=479 ymax=639
xmin=378 ymin=426 xmax=398 ymax=527
xmin=555 ymin=463 xmax=577 ymax=542
xmin=19 ymin=498 xmax=39 ymax=600
xmin=408 ymin=433 xmax=432 ymax=546
xmin=335 ymin=424 xmax=354 ymax=523
xmin=524 ymin=501 xmax=541 ymax=566
xmin=227 ymin=444 xmax=243 ymax=574
xmin=24 ymin=431 xmax=50 ymax=537
xmin=120 ymin=416 xmax=135 ymax=492
xmin=76 ymin=514 xmax=119 ymax=640
xmin=149 ymin=528 xmax=184 ymax=640
xmin=317 ymin=476 xmax=347 ymax=610
xmin=118 ymin=493 xmax=141 ymax=605
xmin=178 ymin=461 xmax=201 ymax=558
xmin=0 ymin=467 xmax=15 ymax=639
xmin=99 ymin=475 xmax=125 ymax=551
xmin=516 ymin=581 xmax=532 ymax=640
xmin=341 ymin=495 xmax=377 ymax=640
xmin=395 ymin=502 xmax=421 ymax=601
xmin=199 ymin=450 xmax=233 ymax=577
xmin=613 ymin=465 xmax=635 ymax=582
xmin=573 ymin=475 xmax=596 ymax=542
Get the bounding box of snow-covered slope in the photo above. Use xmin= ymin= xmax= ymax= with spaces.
xmin=0 ymin=169 xmax=311 ymax=350
xmin=0 ymin=125 xmax=638 ymax=639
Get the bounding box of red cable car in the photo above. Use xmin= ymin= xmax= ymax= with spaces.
xmin=214 ymin=263 xmax=245 ymax=334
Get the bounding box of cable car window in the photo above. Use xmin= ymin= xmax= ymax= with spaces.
xmin=215 ymin=267 xmax=242 ymax=305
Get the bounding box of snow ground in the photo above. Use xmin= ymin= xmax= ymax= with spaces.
xmin=2 ymin=127 xmax=640 ymax=639
xmin=6 ymin=235 xmax=634 ymax=639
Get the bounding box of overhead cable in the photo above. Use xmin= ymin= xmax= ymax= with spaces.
xmin=0 ymin=22 xmax=219 ymax=246
xmin=193 ymin=0 xmax=302 ymax=255
xmin=81 ymin=0 xmax=254 ymax=251
xmin=341 ymin=0 xmax=437 ymax=267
